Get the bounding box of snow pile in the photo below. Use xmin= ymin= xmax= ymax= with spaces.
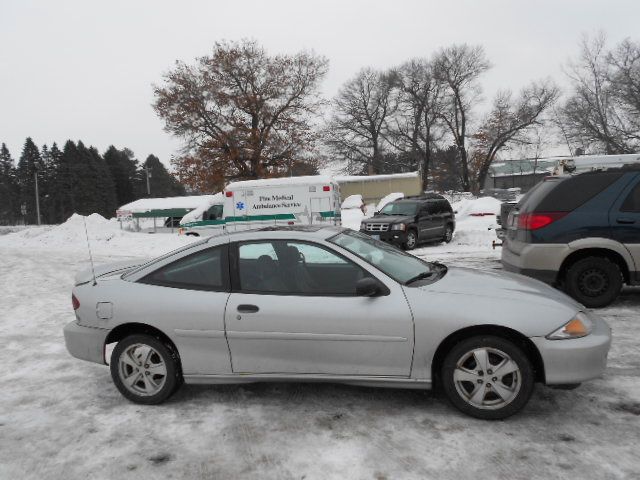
xmin=452 ymin=196 xmax=501 ymax=218
xmin=0 ymin=213 xmax=194 ymax=257
xmin=443 ymin=196 xmax=501 ymax=249
xmin=341 ymin=194 xmax=363 ymax=209
xmin=180 ymin=192 xmax=224 ymax=225
xmin=375 ymin=192 xmax=404 ymax=212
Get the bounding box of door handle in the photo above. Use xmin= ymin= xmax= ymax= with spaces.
xmin=237 ymin=304 xmax=259 ymax=313
xmin=616 ymin=217 xmax=636 ymax=224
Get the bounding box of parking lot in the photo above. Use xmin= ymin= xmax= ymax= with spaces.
xmin=1 ymin=225 xmax=639 ymax=480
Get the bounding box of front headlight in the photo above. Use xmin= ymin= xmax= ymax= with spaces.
xmin=391 ymin=223 xmax=406 ymax=231
xmin=546 ymin=312 xmax=593 ymax=340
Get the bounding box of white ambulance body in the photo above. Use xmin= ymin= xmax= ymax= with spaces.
xmin=180 ymin=175 xmax=341 ymax=236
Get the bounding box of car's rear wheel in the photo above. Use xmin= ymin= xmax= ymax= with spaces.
xmin=443 ymin=225 xmax=454 ymax=243
xmin=110 ymin=334 xmax=182 ymax=404
xmin=403 ymin=229 xmax=418 ymax=250
xmin=564 ymin=256 xmax=622 ymax=308
xmin=440 ymin=336 xmax=534 ymax=420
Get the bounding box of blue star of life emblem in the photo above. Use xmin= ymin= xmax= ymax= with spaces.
xmin=236 ymin=201 xmax=245 ymax=210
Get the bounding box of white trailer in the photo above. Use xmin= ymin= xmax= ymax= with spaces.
xmin=180 ymin=175 xmax=341 ymax=236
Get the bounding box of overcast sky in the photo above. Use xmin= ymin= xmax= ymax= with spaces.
xmin=1 ymin=0 xmax=638 ymax=166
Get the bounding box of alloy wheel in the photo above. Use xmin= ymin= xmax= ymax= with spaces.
xmin=118 ymin=343 xmax=167 ymax=397
xmin=453 ymin=347 xmax=522 ymax=410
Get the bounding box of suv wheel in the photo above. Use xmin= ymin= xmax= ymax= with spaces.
xmin=403 ymin=229 xmax=418 ymax=250
xmin=110 ymin=334 xmax=182 ymax=404
xmin=565 ymin=256 xmax=623 ymax=308
xmin=443 ymin=225 xmax=453 ymax=243
xmin=440 ymin=335 xmax=534 ymax=420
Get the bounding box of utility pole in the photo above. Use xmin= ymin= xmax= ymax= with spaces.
xmin=34 ymin=169 xmax=41 ymax=226
xmin=145 ymin=166 xmax=152 ymax=196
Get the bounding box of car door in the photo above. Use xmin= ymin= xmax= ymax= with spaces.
xmin=130 ymin=243 xmax=232 ymax=375
xmin=609 ymin=174 xmax=640 ymax=281
xmin=224 ymin=239 xmax=414 ymax=376
xmin=418 ymin=203 xmax=441 ymax=239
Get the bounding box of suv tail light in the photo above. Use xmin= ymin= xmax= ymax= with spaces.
xmin=72 ymin=294 xmax=80 ymax=310
xmin=518 ymin=212 xmax=567 ymax=230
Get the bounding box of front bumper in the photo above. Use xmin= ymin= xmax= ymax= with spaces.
xmin=531 ymin=312 xmax=611 ymax=385
xmin=359 ymin=229 xmax=407 ymax=245
xmin=63 ymin=320 xmax=109 ymax=365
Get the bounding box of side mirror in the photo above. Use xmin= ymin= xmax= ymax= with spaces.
xmin=356 ymin=277 xmax=381 ymax=297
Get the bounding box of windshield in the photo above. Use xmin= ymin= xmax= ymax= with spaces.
xmin=380 ymin=202 xmax=418 ymax=216
xmin=329 ymin=230 xmax=434 ymax=284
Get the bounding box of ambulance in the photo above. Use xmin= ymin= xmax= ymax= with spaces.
xmin=179 ymin=175 xmax=341 ymax=236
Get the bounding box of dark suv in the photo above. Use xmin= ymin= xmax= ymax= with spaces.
xmin=360 ymin=195 xmax=455 ymax=250
xmin=502 ymin=168 xmax=640 ymax=307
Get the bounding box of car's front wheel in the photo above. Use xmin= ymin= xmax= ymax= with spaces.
xmin=440 ymin=336 xmax=534 ymax=420
xmin=110 ymin=334 xmax=182 ymax=404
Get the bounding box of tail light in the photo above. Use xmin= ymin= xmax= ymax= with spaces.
xmin=72 ymin=294 xmax=80 ymax=310
xmin=518 ymin=212 xmax=567 ymax=230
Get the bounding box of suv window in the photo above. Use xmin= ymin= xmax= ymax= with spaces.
xmin=140 ymin=246 xmax=228 ymax=291
xmin=621 ymin=180 xmax=640 ymax=212
xmin=380 ymin=202 xmax=418 ymax=216
xmin=237 ymin=240 xmax=366 ymax=295
xmin=531 ymin=172 xmax=624 ymax=212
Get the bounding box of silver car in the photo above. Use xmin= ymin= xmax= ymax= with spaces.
xmin=64 ymin=226 xmax=611 ymax=419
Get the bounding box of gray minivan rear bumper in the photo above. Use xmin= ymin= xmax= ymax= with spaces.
xmin=501 ymin=239 xmax=568 ymax=284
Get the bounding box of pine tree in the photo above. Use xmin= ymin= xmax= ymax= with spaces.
xmin=16 ymin=138 xmax=43 ymax=224
xmin=47 ymin=143 xmax=64 ymax=223
xmin=139 ymin=154 xmax=186 ymax=197
xmin=0 ymin=143 xmax=18 ymax=224
xmin=88 ymin=146 xmax=117 ymax=218
xmin=104 ymin=146 xmax=138 ymax=206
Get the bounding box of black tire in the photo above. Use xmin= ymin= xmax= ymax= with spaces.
xmin=564 ymin=256 xmax=622 ymax=308
xmin=440 ymin=335 xmax=534 ymax=420
xmin=403 ymin=229 xmax=418 ymax=250
xmin=110 ymin=334 xmax=182 ymax=405
xmin=443 ymin=224 xmax=454 ymax=243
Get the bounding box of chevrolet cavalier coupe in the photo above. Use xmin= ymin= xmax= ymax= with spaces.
xmin=64 ymin=226 xmax=611 ymax=419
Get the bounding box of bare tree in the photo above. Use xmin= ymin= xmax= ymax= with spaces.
xmin=472 ymin=79 xmax=559 ymax=191
xmin=324 ymin=68 xmax=396 ymax=174
xmin=153 ymin=39 xmax=328 ymax=181
xmin=386 ymin=59 xmax=445 ymax=188
xmin=433 ymin=44 xmax=491 ymax=191
xmin=561 ymin=34 xmax=640 ymax=154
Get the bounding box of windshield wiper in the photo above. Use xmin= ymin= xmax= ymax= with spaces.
xmin=404 ymin=270 xmax=435 ymax=285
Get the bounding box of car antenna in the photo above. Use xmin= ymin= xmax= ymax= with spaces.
xmin=82 ymin=215 xmax=97 ymax=286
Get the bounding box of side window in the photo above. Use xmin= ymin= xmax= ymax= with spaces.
xmin=621 ymin=181 xmax=640 ymax=212
xmin=204 ymin=204 xmax=223 ymax=221
xmin=140 ymin=246 xmax=228 ymax=291
xmin=237 ymin=240 xmax=368 ymax=295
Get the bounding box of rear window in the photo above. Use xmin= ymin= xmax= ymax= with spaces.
xmin=521 ymin=172 xmax=623 ymax=213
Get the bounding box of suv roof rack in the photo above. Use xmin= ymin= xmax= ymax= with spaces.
xmin=402 ymin=193 xmax=445 ymax=200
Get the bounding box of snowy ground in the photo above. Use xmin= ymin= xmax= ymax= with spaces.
xmin=1 ymin=204 xmax=639 ymax=480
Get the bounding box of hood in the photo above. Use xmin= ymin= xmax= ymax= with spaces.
xmin=74 ymin=258 xmax=149 ymax=285
xmin=403 ymin=266 xmax=584 ymax=338
xmin=422 ymin=267 xmax=582 ymax=309
xmin=365 ymin=214 xmax=414 ymax=224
